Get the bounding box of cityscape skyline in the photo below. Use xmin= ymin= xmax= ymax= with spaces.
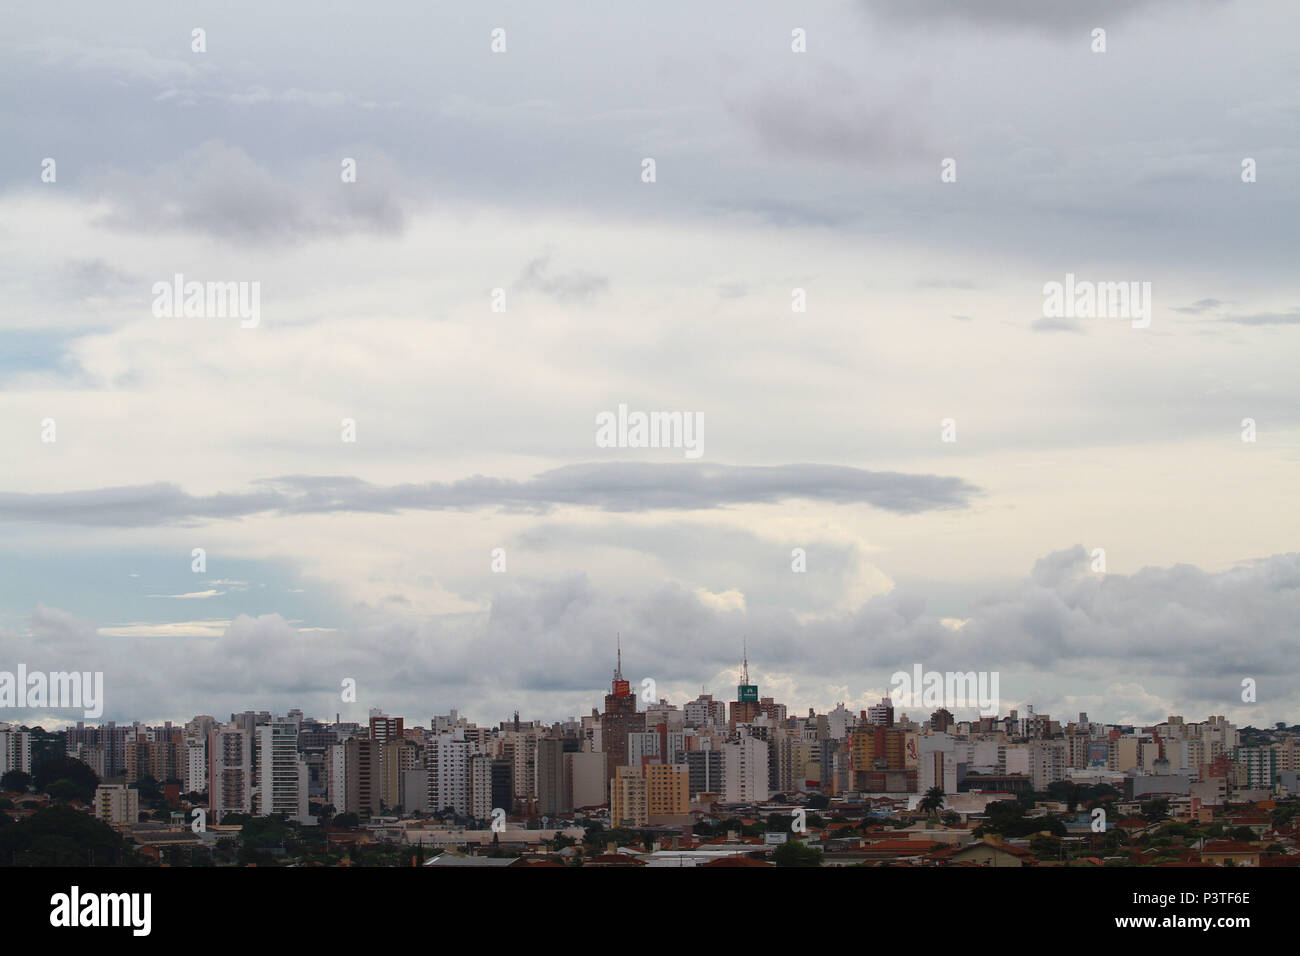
xmin=1 ymin=0 xmax=1297 ymax=901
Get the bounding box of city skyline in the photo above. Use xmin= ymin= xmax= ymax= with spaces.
xmin=2 ymin=3 xmax=1298 ymax=740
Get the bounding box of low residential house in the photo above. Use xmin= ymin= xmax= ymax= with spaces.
xmin=1200 ymin=840 xmax=1261 ymax=867
xmin=930 ymin=839 xmax=1037 ymax=867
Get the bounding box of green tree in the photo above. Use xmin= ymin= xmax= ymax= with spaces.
xmin=32 ymin=755 xmax=99 ymax=804
xmin=1 ymin=770 xmax=31 ymax=792
xmin=1140 ymin=799 xmax=1170 ymax=823
xmin=0 ymin=804 xmax=131 ymax=866
xmin=773 ymin=839 xmax=823 ymax=867
xmin=1029 ymin=833 xmax=1062 ymax=859
xmin=918 ymin=786 xmax=946 ymax=816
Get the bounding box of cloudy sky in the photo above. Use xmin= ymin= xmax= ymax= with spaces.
xmin=1 ymin=0 xmax=1297 ymax=731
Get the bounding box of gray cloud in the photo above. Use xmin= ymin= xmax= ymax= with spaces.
xmin=512 ymin=254 xmax=610 ymax=303
xmin=1031 ymin=316 xmax=1086 ymax=333
xmin=726 ymin=66 xmax=932 ymax=167
xmin=1174 ymin=298 xmax=1227 ymax=314
xmin=0 ymin=462 xmax=980 ymax=527
xmin=3 ymin=548 xmax=1296 ymax=727
xmin=89 ymin=140 xmax=407 ymax=243
xmin=1220 ymin=308 xmax=1300 ymax=326
xmin=860 ymin=0 xmax=1222 ymax=32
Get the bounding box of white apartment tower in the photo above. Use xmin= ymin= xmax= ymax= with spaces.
xmin=256 ymin=718 xmax=310 ymax=822
xmin=723 ymin=735 xmax=770 ymax=803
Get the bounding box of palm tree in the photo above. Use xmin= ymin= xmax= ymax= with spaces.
xmin=919 ymin=786 xmax=946 ymax=817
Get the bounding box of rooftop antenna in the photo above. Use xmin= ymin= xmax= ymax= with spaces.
xmin=742 ymin=636 xmax=750 ymax=685
xmin=615 ymin=632 xmax=623 ymax=681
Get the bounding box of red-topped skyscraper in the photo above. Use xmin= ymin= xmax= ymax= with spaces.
xmin=601 ymin=635 xmax=645 ymax=779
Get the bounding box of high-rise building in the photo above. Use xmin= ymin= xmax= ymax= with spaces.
xmin=728 ymin=643 xmax=761 ymax=730
xmin=427 ymin=729 xmax=484 ymax=818
xmin=369 ymin=711 xmax=404 ymax=748
xmin=490 ymin=757 xmax=513 ymax=814
xmin=676 ymin=748 xmax=723 ymax=798
xmin=723 ymin=735 xmax=769 ymax=803
xmin=867 ymin=698 xmax=895 ymax=727
xmin=644 ymin=762 xmax=690 ymax=820
xmin=0 ymin=724 xmax=32 ymax=776
xmin=344 ymin=736 xmax=382 ymax=818
xmin=627 ymin=730 xmax=660 ymax=767
xmin=600 ymin=638 xmax=645 ymax=780
xmin=537 ymin=735 xmax=568 ymax=816
xmin=565 ymin=748 xmax=607 ymax=809
xmin=684 ymin=693 xmax=727 ymax=731
xmin=208 ymin=724 xmax=252 ymax=822
xmin=93 ymin=784 xmax=139 ymax=827
xmin=382 ymin=738 xmax=420 ymax=811
xmin=183 ymin=738 xmax=206 ymax=794
xmin=610 ymin=765 xmax=648 ymax=827
xmin=256 ymin=718 xmax=310 ymax=822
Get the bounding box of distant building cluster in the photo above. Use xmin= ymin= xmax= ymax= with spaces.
xmin=30 ymin=649 xmax=1295 ymax=836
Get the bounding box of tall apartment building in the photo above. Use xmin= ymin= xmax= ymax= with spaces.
xmin=183 ymin=738 xmax=206 ymax=794
xmin=427 ymin=729 xmax=491 ymax=819
xmin=468 ymin=752 xmax=492 ymax=820
xmin=1235 ymin=746 xmax=1280 ymax=790
xmin=537 ymin=736 xmax=568 ymax=816
xmin=565 ymin=748 xmax=607 ymax=809
xmin=124 ymin=732 xmax=182 ymax=785
xmin=644 ymin=762 xmax=690 ymax=820
xmin=208 ymin=724 xmax=252 ymax=822
xmin=627 ymin=730 xmax=660 ymax=767
xmin=256 ymin=718 xmax=310 ymax=822
xmin=65 ymin=722 xmax=130 ymax=778
xmin=344 ymin=736 xmax=382 ymax=818
xmin=68 ymin=743 xmax=106 ymax=779
xmin=93 ymin=784 xmax=140 ymax=827
xmin=866 ymin=698 xmax=895 ymax=728
xmin=501 ymin=725 xmax=543 ymax=808
xmin=676 ymin=748 xmax=723 ymax=798
xmin=327 ymin=743 xmax=347 ymax=812
xmin=0 ymin=724 xmax=32 ymax=776
xmin=826 ymin=703 xmax=857 ymax=740
xmin=382 ymin=739 xmax=420 ymax=811
xmin=368 ymin=711 xmax=404 ymax=746
xmin=610 ymin=765 xmax=648 ymax=827
xmin=1027 ymin=739 xmax=1068 ymax=791
xmin=723 ymin=735 xmax=769 ymax=803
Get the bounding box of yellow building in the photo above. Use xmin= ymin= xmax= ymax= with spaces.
xmin=645 ymin=763 xmax=689 ymax=819
xmin=610 ymin=766 xmax=647 ymax=828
